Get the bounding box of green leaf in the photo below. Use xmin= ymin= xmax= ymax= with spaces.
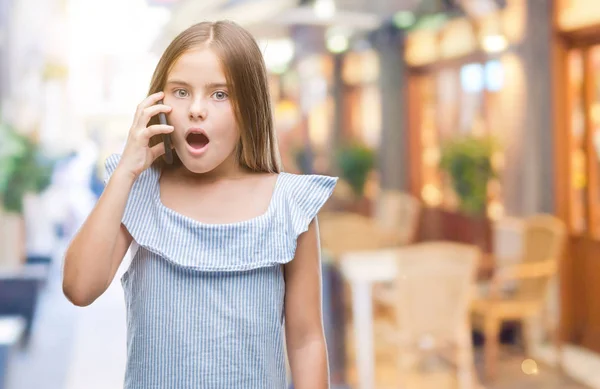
xmin=0 ymin=124 xmax=56 ymax=213
xmin=439 ymin=134 xmax=499 ymax=216
xmin=336 ymin=143 xmax=375 ymax=198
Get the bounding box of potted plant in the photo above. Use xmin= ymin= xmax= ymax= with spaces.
xmin=439 ymin=134 xmax=498 ymax=216
xmin=0 ymin=123 xmax=54 ymax=267
xmin=335 ymin=143 xmax=375 ymax=215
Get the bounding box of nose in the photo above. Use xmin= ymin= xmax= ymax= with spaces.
xmin=188 ymin=97 xmax=207 ymax=120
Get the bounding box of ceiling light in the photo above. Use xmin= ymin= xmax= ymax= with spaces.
xmin=314 ymin=0 xmax=335 ymax=20
xmin=326 ymin=35 xmax=348 ymax=53
xmin=260 ymin=38 xmax=295 ymax=74
xmin=482 ymin=34 xmax=508 ymax=53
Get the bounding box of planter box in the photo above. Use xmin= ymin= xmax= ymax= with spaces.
xmin=416 ymin=207 xmax=493 ymax=253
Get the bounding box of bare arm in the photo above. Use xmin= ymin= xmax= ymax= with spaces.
xmin=62 ymin=169 xmax=135 ymax=306
xmin=284 ymin=218 xmax=330 ymax=389
xmin=62 ymin=91 xmax=174 ymax=307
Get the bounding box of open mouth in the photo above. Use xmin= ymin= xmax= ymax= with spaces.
xmin=186 ymin=132 xmax=209 ymax=150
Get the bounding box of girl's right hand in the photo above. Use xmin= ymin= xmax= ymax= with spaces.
xmin=117 ymin=91 xmax=174 ymax=179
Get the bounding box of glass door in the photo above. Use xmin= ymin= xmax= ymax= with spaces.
xmin=567 ymin=49 xmax=588 ymax=234
xmin=567 ymin=44 xmax=600 ymax=238
xmin=586 ymin=46 xmax=600 ymax=238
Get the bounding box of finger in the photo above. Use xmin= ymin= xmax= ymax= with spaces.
xmin=150 ymin=142 xmax=167 ymax=160
xmin=136 ymin=91 xmax=165 ymax=114
xmin=142 ymin=124 xmax=174 ymax=139
xmin=140 ymin=104 xmax=172 ymax=124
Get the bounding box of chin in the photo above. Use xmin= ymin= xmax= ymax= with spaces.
xmin=175 ymin=153 xmax=219 ymax=174
xmin=179 ymin=159 xmax=215 ymax=174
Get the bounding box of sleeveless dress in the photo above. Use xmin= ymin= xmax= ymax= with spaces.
xmin=104 ymin=154 xmax=338 ymax=389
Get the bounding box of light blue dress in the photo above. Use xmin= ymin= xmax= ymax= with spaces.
xmin=104 ymin=154 xmax=338 ymax=389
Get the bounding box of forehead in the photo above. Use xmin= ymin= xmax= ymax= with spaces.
xmin=168 ymin=48 xmax=226 ymax=83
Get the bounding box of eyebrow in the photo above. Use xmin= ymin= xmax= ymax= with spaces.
xmin=206 ymin=82 xmax=229 ymax=89
xmin=165 ymin=79 xmax=229 ymax=89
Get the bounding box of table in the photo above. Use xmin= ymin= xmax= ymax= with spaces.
xmin=340 ymin=247 xmax=493 ymax=389
xmin=339 ymin=249 xmax=400 ymax=389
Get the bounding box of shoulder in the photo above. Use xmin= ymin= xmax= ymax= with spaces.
xmin=104 ymin=153 xmax=120 ymax=173
xmin=102 ymin=153 xmax=122 ymax=185
xmin=277 ymin=172 xmax=338 ymax=234
xmin=278 ymin=171 xmax=338 ymax=198
xmin=103 ymin=153 xmax=157 ymax=187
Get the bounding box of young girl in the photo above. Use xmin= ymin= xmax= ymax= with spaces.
xmin=62 ymin=20 xmax=337 ymax=389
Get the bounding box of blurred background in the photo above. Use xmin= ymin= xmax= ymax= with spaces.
xmin=0 ymin=0 xmax=599 ymax=388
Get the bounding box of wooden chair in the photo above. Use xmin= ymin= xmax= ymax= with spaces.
xmin=373 ymin=190 xmax=421 ymax=246
xmin=319 ymin=189 xmax=421 ymax=256
xmin=471 ymin=214 xmax=567 ymax=380
xmin=318 ymin=211 xmax=400 ymax=259
xmin=370 ymin=190 xmax=422 ymax=318
xmin=379 ymin=242 xmax=482 ymax=389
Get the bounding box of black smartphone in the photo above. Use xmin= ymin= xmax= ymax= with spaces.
xmin=157 ymin=99 xmax=173 ymax=164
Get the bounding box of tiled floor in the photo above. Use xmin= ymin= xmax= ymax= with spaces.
xmin=478 ymin=352 xmax=585 ymax=389
xmin=341 ymin=320 xmax=589 ymax=389
xmin=342 ymin=345 xmax=587 ymax=389
xmin=3 ymin=245 xmax=592 ymax=389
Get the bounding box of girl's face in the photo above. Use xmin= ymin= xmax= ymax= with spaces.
xmin=163 ymin=48 xmax=239 ymax=174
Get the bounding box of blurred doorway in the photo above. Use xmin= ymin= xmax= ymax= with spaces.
xmin=554 ymin=3 xmax=600 ymax=353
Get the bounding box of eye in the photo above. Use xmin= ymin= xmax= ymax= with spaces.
xmin=174 ymin=89 xmax=188 ymax=98
xmin=212 ymin=91 xmax=228 ymax=101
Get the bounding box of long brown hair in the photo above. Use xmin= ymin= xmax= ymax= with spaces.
xmin=147 ymin=20 xmax=282 ymax=173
